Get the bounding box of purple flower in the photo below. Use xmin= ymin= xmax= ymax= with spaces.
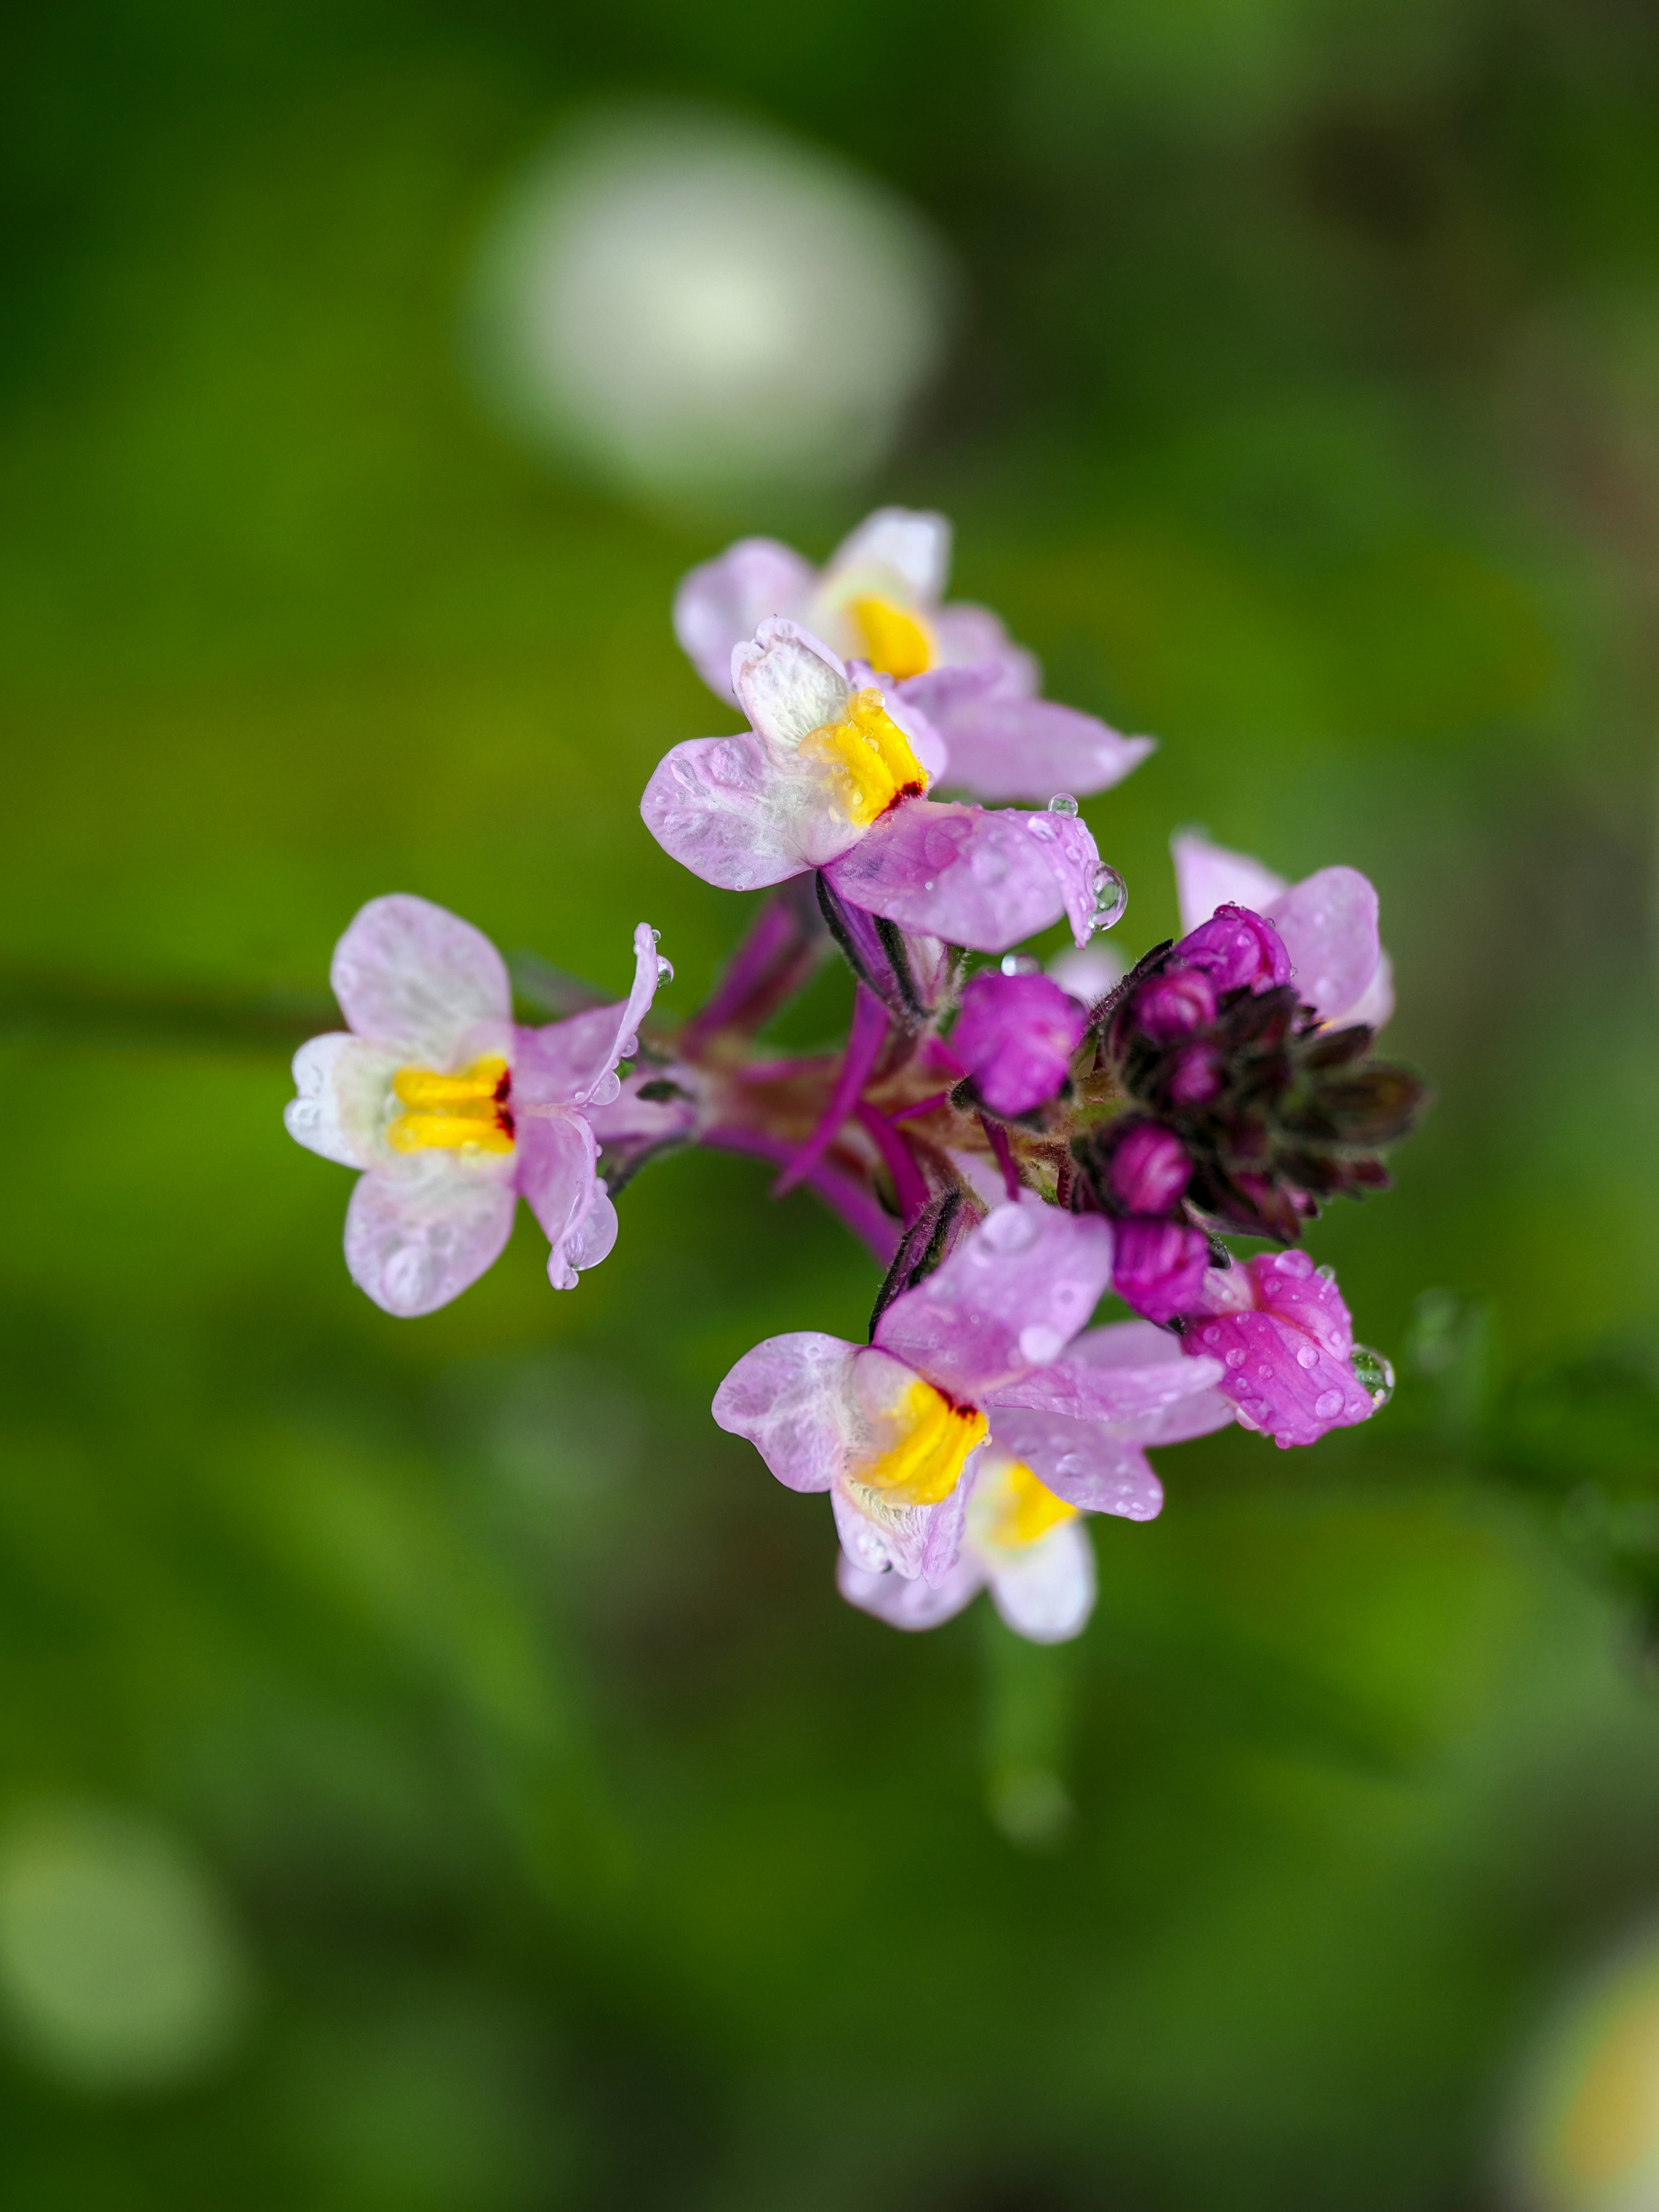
xmin=1173 ymin=903 xmax=1291 ymax=994
xmin=1109 ymin=1217 xmax=1211 ymax=1327
xmin=713 ymin=1197 xmax=1115 ymax=1583
xmin=640 ymin=619 xmax=1111 ymax=955
xmin=1134 ymin=966 xmax=1217 ymax=1041
xmin=672 ymin=507 xmax=1155 ymax=804
xmin=1173 ymin=831 xmax=1394 ymax=1028
xmin=284 ymin=895 xmax=667 ymax=1315
xmin=837 ymin=1319 xmax=1236 ymax=1640
xmin=1181 ymin=1251 xmax=1378 ymax=1447
xmin=951 ymin=972 xmax=1088 ymax=1116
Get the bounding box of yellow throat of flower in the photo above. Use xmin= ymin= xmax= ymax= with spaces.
xmin=857 ymin=1379 xmax=988 ymax=1508
xmin=801 ymin=686 xmax=926 ymax=827
xmin=985 ymin=1459 xmax=1079 ymax=1551
xmin=386 ymin=1055 xmax=514 ymax=1156
xmin=850 ymin=595 xmax=934 ymax=681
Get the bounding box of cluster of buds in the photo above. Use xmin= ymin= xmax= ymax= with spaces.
xmin=286 ymin=510 xmax=1425 ymax=1645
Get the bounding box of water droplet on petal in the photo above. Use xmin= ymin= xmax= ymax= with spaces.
xmin=1089 ymin=863 xmax=1128 ymax=934
xmin=1048 ymin=792 xmax=1080 ymax=817
xmin=1018 ymin=1322 xmax=1065 ymax=1365
xmin=923 ymin=878 xmax=935 ymax=892
xmin=1317 ymin=1264 xmax=1336 ymax=1284
xmin=1202 ymin=1326 xmax=1222 ymax=1346
xmin=1224 ymin=1348 xmax=1246 ymax=1369
xmin=1055 ymin=1452 xmax=1085 ymax=1479
xmin=1257 ymin=1363 xmax=1273 ymax=1379
xmin=656 ymin=956 xmax=674 ymax=982
xmin=1296 ymin=1345 xmax=1319 ymax=1369
xmin=1351 ymin=1344 xmax=1395 ymax=1408
xmin=1314 ymin=1389 xmax=1344 ymax=1420
xmin=1000 ymin=953 xmax=1040 ymax=976
xmin=980 ymin=1203 xmax=1039 ymax=1255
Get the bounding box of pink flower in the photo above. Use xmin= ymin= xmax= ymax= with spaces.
xmin=1173 ymin=831 xmax=1393 ymax=1029
xmin=837 ymin=1319 xmax=1236 ymax=1640
xmin=641 ymin=619 xmax=1111 ymax=955
xmin=1181 ymin=1251 xmax=1382 ymax=1447
xmin=951 ymin=971 xmax=1089 ymax=1117
xmin=672 ymin=507 xmax=1154 ymax=804
xmin=284 ymin=895 xmax=667 ymax=1315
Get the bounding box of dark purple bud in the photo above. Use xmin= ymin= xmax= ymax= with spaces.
xmin=1134 ymin=966 xmax=1217 ymax=1042
xmin=1172 ymin=903 xmax=1290 ymax=995
xmin=1111 ymin=1217 xmax=1212 ymax=1327
xmin=1107 ymin=1121 xmax=1192 ymax=1213
xmin=952 ymin=972 xmax=1088 ymax=1117
xmin=1167 ymin=1042 xmax=1222 ymax=1106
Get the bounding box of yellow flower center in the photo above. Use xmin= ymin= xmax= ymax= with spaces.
xmin=850 ymin=595 xmax=934 ymax=680
xmin=986 ymin=1459 xmax=1079 ymax=1551
xmin=801 ymin=686 xmax=927 ymax=827
xmin=857 ymin=1379 xmax=988 ymax=1507
xmin=386 ymin=1055 xmax=514 ymax=1156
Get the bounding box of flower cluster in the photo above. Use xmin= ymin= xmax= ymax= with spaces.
xmin=286 ymin=507 xmax=1426 ymax=1645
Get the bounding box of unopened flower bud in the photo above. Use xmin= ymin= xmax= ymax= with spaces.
xmin=1111 ymin=1217 xmax=1211 ymax=1326
xmin=1107 ymin=1120 xmax=1192 ymax=1213
xmin=952 ymin=972 xmax=1088 ymax=1118
xmin=1171 ymin=903 xmax=1290 ymax=994
xmin=1167 ymin=1042 xmax=1222 ymax=1107
xmin=1134 ymin=966 xmax=1216 ymax=1042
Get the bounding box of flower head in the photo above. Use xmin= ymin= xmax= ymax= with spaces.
xmin=1173 ymin=831 xmax=1395 ymax=1029
xmin=673 ymin=508 xmax=1155 ymax=804
xmin=641 ymin=620 xmax=1113 ymax=955
xmin=284 ymin=895 xmax=667 ymax=1314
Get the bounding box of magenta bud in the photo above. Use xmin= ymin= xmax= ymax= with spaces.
xmin=1111 ymin=1217 xmax=1211 ymax=1326
xmin=952 ymin=972 xmax=1088 ymax=1117
xmin=1107 ymin=1120 xmax=1192 ymax=1213
xmin=1134 ymin=966 xmax=1217 ymax=1042
xmin=1171 ymin=903 xmax=1290 ymax=994
xmin=1167 ymin=1042 xmax=1222 ymax=1106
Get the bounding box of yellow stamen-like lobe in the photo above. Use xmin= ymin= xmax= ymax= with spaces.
xmin=801 ymin=686 xmax=927 ymax=827
xmin=851 ymin=595 xmax=934 ymax=681
xmin=986 ymin=1459 xmax=1079 ymax=1551
xmin=386 ymin=1055 xmax=514 ymax=1156
xmin=857 ymin=1379 xmax=987 ymax=1507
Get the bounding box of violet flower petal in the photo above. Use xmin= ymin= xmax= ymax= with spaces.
xmin=711 ymin=1331 xmax=857 ymax=1493
xmin=331 ymin=893 xmax=512 ymax=1063
xmin=514 ymin=1108 xmax=608 ymax=1291
xmin=986 ymin=1405 xmax=1164 ymax=1522
xmin=906 ymin=665 xmax=1154 ymax=804
xmin=1267 ymin=866 xmax=1382 ymax=1026
xmin=1185 ymin=1250 xmax=1375 ymax=1447
xmin=1172 ymin=831 xmax=1287 ymax=934
xmin=874 ymin=1196 xmax=1114 ymax=1402
xmin=514 ymin=923 xmax=667 ymax=1110
xmin=823 ymin=799 xmax=1104 ymax=955
xmin=343 ymin=1160 xmax=516 ymax=1318
xmin=836 ymin=1551 xmax=985 ymax=1630
xmin=992 ymin=1320 xmax=1229 ymax=1433
xmin=674 ymin=537 xmax=814 ymax=702
xmin=641 ymin=731 xmax=855 ymax=893
xmin=952 ymin=971 xmax=1088 ymax=1117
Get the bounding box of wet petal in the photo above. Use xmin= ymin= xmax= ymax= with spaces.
xmin=284 ymin=1033 xmax=398 ymax=1167
xmin=824 ymin=506 xmax=950 ymax=605
xmin=514 ymin=923 xmax=668 ymax=1109
xmin=732 ymin=618 xmax=852 ymax=750
xmin=514 ymin=1108 xmax=607 ymax=1290
xmin=674 ymin=536 xmax=814 ymax=702
xmin=822 ymin=798 xmax=1103 ymax=955
xmin=993 ymin=1320 xmax=1228 ymax=1435
xmin=985 ymin=1406 xmax=1164 ymax=1521
xmin=343 ymin=1159 xmax=515 ymax=1317
xmin=909 ymin=667 xmax=1154 ymax=804
xmin=331 ymin=894 xmax=512 ymax=1062
xmin=712 ymin=1332 xmax=858 ymax=1494
xmin=1171 ymin=831 xmax=1287 ymax=934
xmin=640 ymin=731 xmax=857 ymax=891
xmin=1268 ymin=866 xmax=1382 ymax=1026
xmin=874 ymin=1196 xmax=1114 ymax=1403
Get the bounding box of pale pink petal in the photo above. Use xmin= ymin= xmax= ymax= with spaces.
xmin=1338 ymin=948 xmax=1395 ymax=1031
xmin=874 ymin=1197 xmax=1114 ymax=1402
xmin=343 ymin=1160 xmax=515 ymax=1317
xmin=823 ymin=799 xmax=1103 ymax=955
xmin=824 ymin=507 xmax=951 ymax=604
xmin=732 ymin=619 xmax=851 ymax=750
xmin=985 ymin=1407 xmax=1164 ymax=1521
xmin=640 ymin=732 xmax=856 ymax=892
xmin=285 ymin=1033 xmax=398 ymax=1167
xmin=1267 ymin=866 xmax=1382 ymax=1027
xmin=1171 ymin=833 xmax=1289 ymax=935
xmin=331 ymin=894 xmax=511 ymax=1062
xmin=992 ymin=1320 xmax=1229 ymax=1437
xmin=988 ymin=1520 xmax=1096 ymax=1643
xmin=831 ymin=1475 xmax=969 ymax=1584
xmin=674 ymin=538 xmax=814 ymax=702
xmin=929 ymin=605 xmax=1035 ymax=683
xmin=514 ymin=1108 xmax=607 ymax=1290
xmin=906 ymin=667 xmax=1154 ymax=804
xmin=837 ymin=1551 xmax=984 ymax=1631
xmin=712 ymin=1332 xmax=857 ymax=1494
xmin=514 ymin=923 xmax=668 ymax=1110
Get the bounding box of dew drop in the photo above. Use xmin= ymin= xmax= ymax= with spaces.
xmin=1055 ymin=1452 xmax=1086 ymax=1480
xmin=1257 ymin=1363 xmax=1273 ymax=1379
xmin=1090 ymin=863 xmax=1128 ymax=934
xmin=1314 ymin=1389 xmax=1344 ymax=1420
xmin=980 ymin=1203 xmax=1039 ymax=1254
xmin=924 ymin=878 xmax=935 ymax=892
xmin=1224 ymin=1348 xmax=1246 ymax=1369
xmin=1048 ymin=792 xmax=1080 ymax=817
xmin=1351 ymin=1344 xmax=1395 ymax=1408
xmin=1000 ymin=953 xmax=1040 ymax=976
xmin=1202 ymin=1327 xmax=1222 ymax=1346
xmin=1019 ymin=1322 xmax=1065 ymax=1365
xmin=1317 ymin=1264 xmax=1336 ymax=1284
xmin=655 ymin=956 xmax=674 ymax=982
xmin=1296 ymin=1345 xmax=1319 ymax=1369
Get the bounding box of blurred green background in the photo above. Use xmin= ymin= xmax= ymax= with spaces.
xmin=6 ymin=2 xmax=1659 ymax=2206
